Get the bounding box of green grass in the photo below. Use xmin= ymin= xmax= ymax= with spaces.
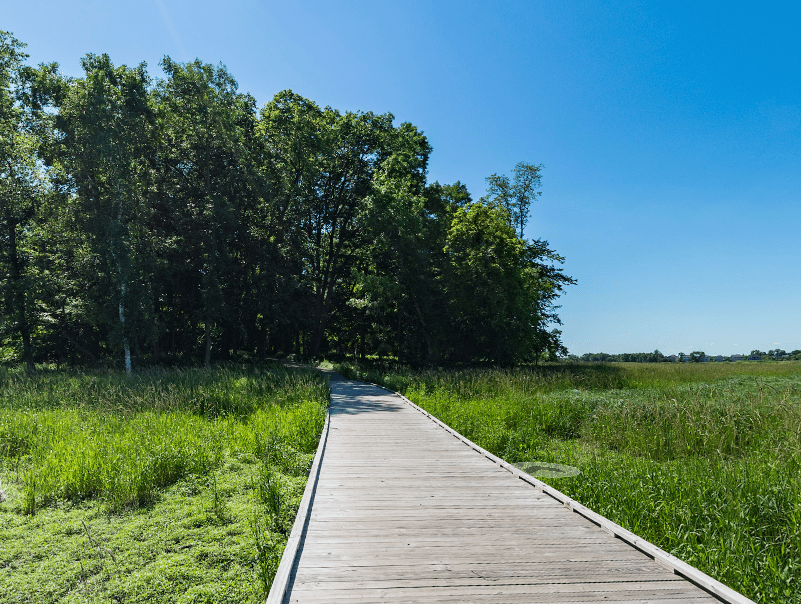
xmin=0 ymin=365 xmax=328 ymax=603
xmin=338 ymin=361 xmax=801 ymax=604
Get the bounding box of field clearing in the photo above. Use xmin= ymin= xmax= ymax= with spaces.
xmin=0 ymin=365 xmax=328 ymax=603
xmin=339 ymin=361 xmax=801 ymax=604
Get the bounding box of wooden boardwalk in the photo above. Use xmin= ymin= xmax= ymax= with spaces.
xmin=269 ymin=377 xmax=753 ymax=604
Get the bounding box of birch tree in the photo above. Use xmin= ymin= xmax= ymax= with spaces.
xmin=54 ymin=54 xmax=153 ymax=374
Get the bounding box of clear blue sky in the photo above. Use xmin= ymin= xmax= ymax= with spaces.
xmin=5 ymin=0 xmax=800 ymax=356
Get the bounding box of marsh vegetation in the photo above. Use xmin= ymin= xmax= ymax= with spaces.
xmin=0 ymin=365 xmax=328 ymax=603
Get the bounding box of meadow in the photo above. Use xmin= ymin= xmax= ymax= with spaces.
xmin=338 ymin=361 xmax=801 ymax=604
xmin=0 ymin=365 xmax=328 ymax=604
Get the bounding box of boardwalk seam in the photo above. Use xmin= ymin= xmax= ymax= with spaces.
xmin=360 ymin=380 xmax=754 ymax=604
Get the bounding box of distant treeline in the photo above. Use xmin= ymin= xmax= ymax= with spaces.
xmin=0 ymin=32 xmax=574 ymax=371
xmin=572 ymin=349 xmax=801 ymax=363
xmin=572 ymin=351 xmax=673 ymax=363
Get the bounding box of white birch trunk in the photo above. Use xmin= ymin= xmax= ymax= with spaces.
xmin=119 ymin=280 xmax=131 ymax=375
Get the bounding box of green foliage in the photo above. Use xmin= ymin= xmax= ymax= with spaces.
xmin=154 ymin=58 xmax=259 ymax=368
xmin=251 ymin=509 xmax=284 ymax=595
xmin=564 ymin=456 xmax=801 ymax=603
xmin=350 ymin=361 xmax=801 ymax=604
xmin=1 ymin=29 xmax=574 ymax=369
xmin=438 ymin=202 xmax=572 ymax=363
xmin=483 ymin=161 xmax=542 ymax=238
xmin=0 ymin=31 xmax=51 ymax=374
xmin=579 ymin=349 xmax=669 ymax=362
xmin=52 ymin=53 xmax=155 ymax=373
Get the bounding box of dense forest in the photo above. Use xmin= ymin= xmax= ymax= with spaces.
xmin=0 ymin=31 xmax=574 ymax=371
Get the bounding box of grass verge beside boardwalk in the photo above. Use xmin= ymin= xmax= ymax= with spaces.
xmin=0 ymin=365 xmax=328 ymax=604
xmin=338 ymin=361 xmax=801 ymax=604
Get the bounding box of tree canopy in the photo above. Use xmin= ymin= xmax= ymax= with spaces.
xmin=0 ymin=32 xmax=574 ymax=369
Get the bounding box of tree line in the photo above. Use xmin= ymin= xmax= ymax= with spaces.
xmin=0 ymin=32 xmax=574 ymax=372
xmin=572 ymin=351 xmax=672 ymax=363
xmin=573 ymin=349 xmax=801 ymax=363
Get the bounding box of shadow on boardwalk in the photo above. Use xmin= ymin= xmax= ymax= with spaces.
xmin=329 ymin=379 xmax=405 ymax=416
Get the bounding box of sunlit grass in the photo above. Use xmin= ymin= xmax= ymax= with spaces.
xmin=0 ymin=365 xmax=328 ymax=602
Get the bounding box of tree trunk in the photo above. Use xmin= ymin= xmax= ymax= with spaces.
xmin=310 ymin=319 xmax=325 ymax=359
xmin=119 ymin=280 xmax=131 ymax=374
xmin=7 ymin=218 xmax=34 ymax=374
xmin=411 ymin=298 xmax=433 ymax=364
xmin=397 ymin=308 xmax=403 ymax=366
xmin=204 ymin=320 xmax=213 ymax=368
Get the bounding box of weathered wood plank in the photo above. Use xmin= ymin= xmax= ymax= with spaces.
xmin=279 ymin=377 xmax=748 ymax=604
xmin=288 ymin=581 xmax=718 ymax=602
xmin=293 ymin=558 xmax=681 ymax=581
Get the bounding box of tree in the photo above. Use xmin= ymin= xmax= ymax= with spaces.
xmin=438 ymin=201 xmax=572 ymax=364
xmin=154 ymin=57 xmax=257 ymax=366
xmin=0 ymin=32 xmax=59 ymax=373
xmin=0 ymin=32 xmax=37 ymax=372
xmin=53 ymin=54 xmax=154 ymax=374
xmin=484 ymin=161 xmax=542 ymax=239
xmin=258 ymin=91 xmax=432 ymax=359
xmin=1 ymin=39 xmax=575 ymax=369
xmin=353 ymin=121 xmax=433 ymax=365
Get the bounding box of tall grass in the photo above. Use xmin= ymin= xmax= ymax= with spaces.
xmin=0 ymin=364 xmax=329 ymax=603
xmin=583 ymin=378 xmax=801 ymax=460
xmin=0 ymin=366 xmax=327 ymax=511
xmin=338 ymin=361 xmax=801 ymax=604
xmin=340 ymin=360 xmax=801 ymax=394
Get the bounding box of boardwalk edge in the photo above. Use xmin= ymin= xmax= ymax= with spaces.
xmin=362 ymin=380 xmax=755 ymax=604
xmin=266 ymin=403 xmax=331 ymax=604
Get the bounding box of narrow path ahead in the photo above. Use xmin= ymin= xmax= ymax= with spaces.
xmin=277 ymin=377 xmax=741 ymax=603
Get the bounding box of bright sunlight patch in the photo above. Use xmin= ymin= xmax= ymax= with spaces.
xmin=514 ymin=461 xmax=581 ymax=479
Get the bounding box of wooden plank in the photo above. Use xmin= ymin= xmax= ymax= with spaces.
xmin=293 ymin=558 xmax=681 ymax=581
xmin=278 ymin=377 xmax=750 ymax=604
xmin=291 ymin=574 xmax=688 ymax=591
xmin=288 ymin=582 xmax=719 ymax=603
xmin=293 ymin=548 xmax=650 ymax=566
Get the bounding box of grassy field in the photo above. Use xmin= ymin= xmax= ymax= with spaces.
xmin=0 ymin=365 xmax=328 ymax=604
xmin=338 ymin=361 xmax=801 ymax=604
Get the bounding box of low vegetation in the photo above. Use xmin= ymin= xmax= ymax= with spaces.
xmin=338 ymin=361 xmax=801 ymax=604
xmin=0 ymin=365 xmax=328 ymax=603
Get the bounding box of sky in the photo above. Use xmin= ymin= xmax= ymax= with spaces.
xmin=4 ymin=0 xmax=800 ymax=356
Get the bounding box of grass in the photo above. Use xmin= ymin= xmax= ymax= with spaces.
xmin=0 ymin=365 xmax=328 ymax=603
xmin=337 ymin=361 xmax=801 ymax=604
